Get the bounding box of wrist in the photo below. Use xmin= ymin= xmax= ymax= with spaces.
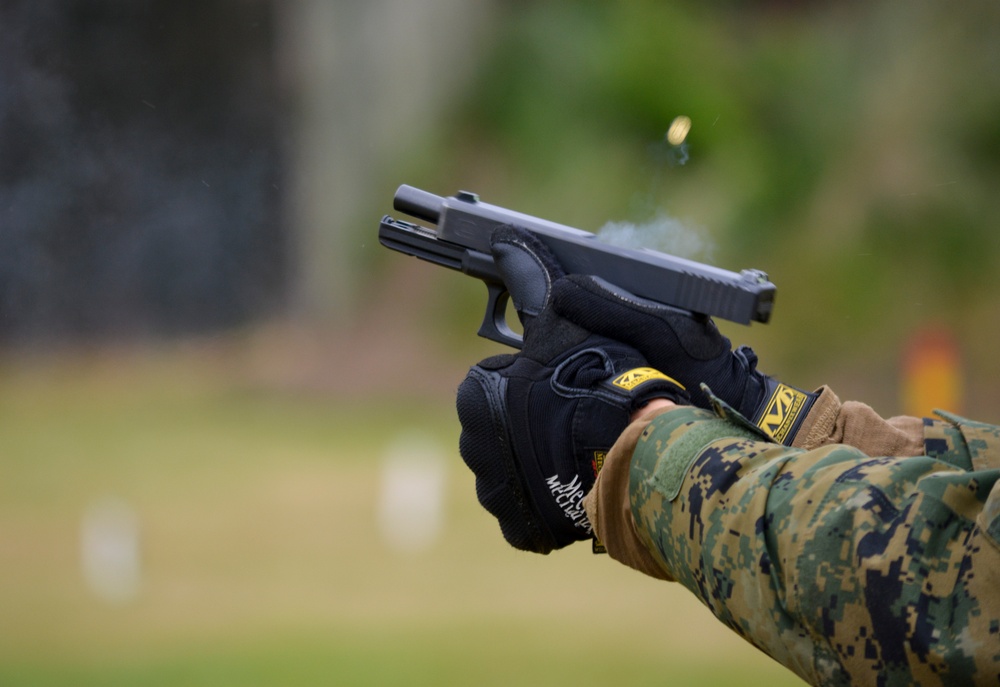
xmin=631 ymin=398 xmax=678 ymax=422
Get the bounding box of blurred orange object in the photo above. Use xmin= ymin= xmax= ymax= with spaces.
xmin=901 ymin=326 xmax=963 ymax=418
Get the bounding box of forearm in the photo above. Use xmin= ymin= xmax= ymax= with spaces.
xmin=587 ymin=405 xmax=824 ymax=679
xmin=587 ymin=386 xmax=927 ymax=575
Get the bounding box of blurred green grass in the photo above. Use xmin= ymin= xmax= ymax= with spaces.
xmin=0 ymin=345 xmax=805 ymax=686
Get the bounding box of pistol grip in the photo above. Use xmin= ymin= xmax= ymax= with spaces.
xmin=478 ymin=282 xmax=524 ymax=349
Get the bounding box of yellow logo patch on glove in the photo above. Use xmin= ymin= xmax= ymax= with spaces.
xmin=756 ymin=383 xmax=809 ymax=443
xmin=612 ymin=368 xmax=684 ymax=392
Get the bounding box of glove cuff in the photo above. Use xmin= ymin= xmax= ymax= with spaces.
xmin=748 ymin=376 xmax=819 ymax=445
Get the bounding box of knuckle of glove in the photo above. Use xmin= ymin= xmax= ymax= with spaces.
xmin=457 ymin=366 xmax=556 ymax=554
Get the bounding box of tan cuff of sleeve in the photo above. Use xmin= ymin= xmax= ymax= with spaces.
xmin=583 ymin=407 xmax=674 ymax=581
xmin=792 ymin=385 xmax=924 ymax=457
xmin=792 ymin=386 xmax=843 ymax=450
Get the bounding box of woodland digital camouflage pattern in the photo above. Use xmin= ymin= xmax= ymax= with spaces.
xmin=629 ymin=403 xmax=1000 ymax=686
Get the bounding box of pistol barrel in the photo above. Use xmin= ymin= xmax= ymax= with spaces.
xmin=394 ymin=185 xmax=443 ymax=224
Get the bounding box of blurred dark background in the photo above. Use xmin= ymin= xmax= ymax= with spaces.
xmin=0 ymin=1 xmax=286 ymax=340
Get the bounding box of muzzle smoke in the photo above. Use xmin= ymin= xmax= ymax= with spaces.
xmin=597 ymin=212 xmax=715 ymax=262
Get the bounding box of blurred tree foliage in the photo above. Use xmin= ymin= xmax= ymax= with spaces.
xmin=415 ymin=0 xmax=1000 ymax=410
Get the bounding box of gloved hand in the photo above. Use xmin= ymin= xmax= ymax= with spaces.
xmin=548 ymin=274 xmax=817 ymax=446
xmin=457 ymin=227 xmax=686 ymax=554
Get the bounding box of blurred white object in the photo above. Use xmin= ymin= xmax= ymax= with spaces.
xmin=378 ymin=434 xmax=447 ymax=553
xmin=80 ymin=497 xmax=142 ymax=603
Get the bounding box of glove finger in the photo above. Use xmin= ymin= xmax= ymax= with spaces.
xmin=550 ymin=274 xmax=730 ymax=362
xmin=490 ymin=225 xmax=566 ymax=326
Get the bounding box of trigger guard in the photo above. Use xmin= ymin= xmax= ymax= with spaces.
xmin=477 ymin=283 xmax=524 ymax=349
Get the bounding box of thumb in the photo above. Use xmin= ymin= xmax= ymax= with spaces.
xmin=490 ymin=225 xmax=566 ymax=326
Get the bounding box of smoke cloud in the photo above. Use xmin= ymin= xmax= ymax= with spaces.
xmin=597 ymin=212 xmax=715 ymax=262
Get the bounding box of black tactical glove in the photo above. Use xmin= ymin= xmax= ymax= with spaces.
xmin=457 ymin=227 xmax=686 ymax=554
xmin=549 ymin=275 xmax=817 ymax=446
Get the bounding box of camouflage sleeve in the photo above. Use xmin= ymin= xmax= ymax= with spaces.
xmin=628 ymin=404 xmax=1000 ymax=686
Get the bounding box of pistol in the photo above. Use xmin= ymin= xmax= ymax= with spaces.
xmin=378 ymin=185 xmax=775 ymax=348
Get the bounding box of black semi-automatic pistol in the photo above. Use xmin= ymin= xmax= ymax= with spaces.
xmin=378 ymin=185 xmax=775 ymax=348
